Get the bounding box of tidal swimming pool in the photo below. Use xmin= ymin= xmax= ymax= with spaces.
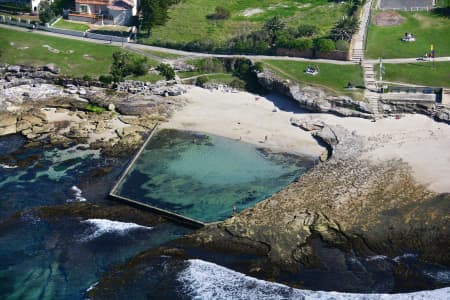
xmin=114 ymin=129 xmax=314 ymax=223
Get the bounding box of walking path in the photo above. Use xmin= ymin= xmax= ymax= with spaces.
xmin=351 ymin=0 xmax=382 ymax=118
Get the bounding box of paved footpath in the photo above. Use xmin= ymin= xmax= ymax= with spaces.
xmin=0 ymin=23 xmax=352 ymax=65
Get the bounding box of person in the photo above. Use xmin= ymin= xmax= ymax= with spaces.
xmin=264 ymin=135 xmax=268 ymax=142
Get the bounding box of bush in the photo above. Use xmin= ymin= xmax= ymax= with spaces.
xmin=195 ymin=75 xmax=209 ymax=87
xmin=335 ymin=40 xmax=349 ymax=51
xmin=207 ymin=6 xmax=231 ymax=20
xmin=314 ymin=38 xmax=336 ymax=52
xmin=253 ymin=62 xmax=264 ymax=73
xmin=127 ymin=57 xmax=149 ymax=76
xmin=99 ymin=74 xmax=113 ymax=85
xmin=296 ymin=24 xmax=319 ymax=38
xmin=229 ymin=79 xmax=246 ymax=89
xmin=157 ymin=63 xmax=175 ymax=80
xmin=82 ymin=75 xmax=91 ymax=81
xmin=85 ymin=103 xmax=105 ymax=114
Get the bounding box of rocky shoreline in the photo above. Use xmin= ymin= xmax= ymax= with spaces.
xmin=1 ymin=65 xmax=449 ymax=294
xmin=88 ymin=119 xmax=450 ymax=294
xmin=0 ymin=65 xmax=187 ymax=156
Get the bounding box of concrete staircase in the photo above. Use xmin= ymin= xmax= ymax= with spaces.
xmin=363 ymin=63 xmax=381 ymax=118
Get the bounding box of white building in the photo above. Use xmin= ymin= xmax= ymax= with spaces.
xmin=69 ymin=0 xmax=138 ymax=25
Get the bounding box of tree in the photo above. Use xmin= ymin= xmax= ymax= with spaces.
xmin=51 ymin=0 xmax=71 ymax=15
xmin=39 ymin=1 xmax=55 ymax=24
xmin=263 ymin=16 xmax=285 ymax=45
xmin=110 ymin=51 xmax=131 ymax=82
xmin=140 ymin=0 xmax=170 ymax=36
xmin=330 ymin=16 xmax=359 ymax=41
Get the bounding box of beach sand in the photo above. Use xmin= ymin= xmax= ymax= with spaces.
xmin=165 ymin=86 xmax=450 ymax=193
xmin=162 ymin=86 xmax=324 ymax=157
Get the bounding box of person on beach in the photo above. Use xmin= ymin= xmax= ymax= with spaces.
xmin=264 ymin=135 xmax=268 ymax=142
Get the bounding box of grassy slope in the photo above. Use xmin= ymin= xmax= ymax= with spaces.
xmin=262 ymin=60 xmax=364 ymax=98
xmin=143 ymin=0 xmax=346 ymax=45
xmin=53 ymin=19 xmax=90 ymax=32
xmin=376 ymin=61 xmax=450 ymax=88
xmin=366 ymin=11 xmax=450 ymax=59
xmin=0 ymin=28 xmax=157 ymax=77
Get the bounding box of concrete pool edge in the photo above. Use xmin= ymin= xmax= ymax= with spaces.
xmin=109 ymin=123 xmax=206 ymax=228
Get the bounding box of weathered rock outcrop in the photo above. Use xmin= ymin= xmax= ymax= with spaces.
xmin=167 ymin=122 xmax=449 ymax=287
xmin=257 ymin=70 xmax=373 ymax=118
xmin=0 ymin=112 xmax=17 ymax=135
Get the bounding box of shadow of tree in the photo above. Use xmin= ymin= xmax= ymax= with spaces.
xmin=432 ymin=7 xmax=450 ymax=18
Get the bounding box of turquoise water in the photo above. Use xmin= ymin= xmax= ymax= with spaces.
xmin=115 ymin=130 xmax=314 ymax=223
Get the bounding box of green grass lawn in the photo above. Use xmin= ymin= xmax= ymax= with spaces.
xmin=366 ymin=10 xmax=450 ymax=59
xmin=261 ymin=60 xmax=364 ymax=98
xmin=126 ymin=73 xmax=165 ymax=83
xmin=0 ymin=27 xmax=149 ymax=77
xmin=142 ymin=49 xmax=183 ymax=60
xmin=52 ymin=19 xmax=90 ymax=32
xmin=376 ymin=61 xmax=450 ymax=88
xmin=142 ymin=0 xmax=346 ymax=46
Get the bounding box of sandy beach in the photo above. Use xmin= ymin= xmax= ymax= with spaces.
xmin=165 ymin=86 xmax=450 ymax=193
xmin=162 ymin=86 xmax=325 ymax=157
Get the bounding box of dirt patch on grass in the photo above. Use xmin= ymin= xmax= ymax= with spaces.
xmin=374 ymin=11 xmax=405 ymax=26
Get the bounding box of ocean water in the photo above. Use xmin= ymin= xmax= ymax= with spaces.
xmin=89 ymin=257 xmax=450 ymax=300
xmin=0 ymin=136 xmax=191 ymax=299
xmin=115 ymin=129 xmax=314 ymax=223
xmin=2 ymin=134 xmax=449 ymax=299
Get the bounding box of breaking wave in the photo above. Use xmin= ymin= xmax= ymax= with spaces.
xmin=0 ymin=163 xmax=18 ymax=169
xmin=178 ymin=259 xmax=450 ymax=300
xmin=67 ymin=185 xmax=87 ymax=202
xmin=80 ymin=219 xmax=153 ymax=241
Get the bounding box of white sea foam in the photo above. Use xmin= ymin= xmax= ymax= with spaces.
xmin=178 ymin=259 xmax=450 ymax=300
xmin=365 ymin=255 xmax=389 ymax=262
xmin=86 ymin=281 xmax=98 ymax=292
xmin=0 ymin=163 xmax=18 ymax=169
xmin=68 ymin=185 xmax=87 ymax=202
xmin=80 ymin=219 xmax=153 ymax=241
xmin=424 ymin=270 xmax=450 ymax=283
xmin=393 ymin=253 xmax=418 ymax=263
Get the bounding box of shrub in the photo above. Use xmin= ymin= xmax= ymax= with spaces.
xmin=335 ymin=40 xmax=349 ymax=51
xmin=229 ymin=79 xmax=246 ymax=89
xmin=296 ymin=24 xmax=319 ymax=38
xmin=157 ymin=63 xmax=175 ymax=80
xmin=314 ymin=38 xmax=336 ymax=52
xmin=82 ymin=75 xmax=91 ymax=81
xmin=85 ymin=103 xmax=105 ymax=114
xmin=99 ymin=74 xmax=113 ymax=85
xmin=253 ymin=62 xmax=264 ymax=73
xmin=195 ymin=75 xmax=209 ymax=87
xmin=207 ymin=6 xmax=231 ymax=20
xmin=128 ymin=57 xmax=149 ymax=76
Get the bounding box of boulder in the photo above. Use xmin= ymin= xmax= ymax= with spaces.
xmin=0 ymin=112 xmax=17 ymax=136
xmin=43 ymin=63 xmax=60 ymax=74
xmin=7 ymin=65 xmax=21 ymax=73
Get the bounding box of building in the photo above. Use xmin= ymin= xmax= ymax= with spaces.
xmin=69 ymin=0 xmax=138 ymax=25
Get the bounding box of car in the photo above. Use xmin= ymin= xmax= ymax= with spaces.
xmin=422 ymin=88 xmax=433 ymax=94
